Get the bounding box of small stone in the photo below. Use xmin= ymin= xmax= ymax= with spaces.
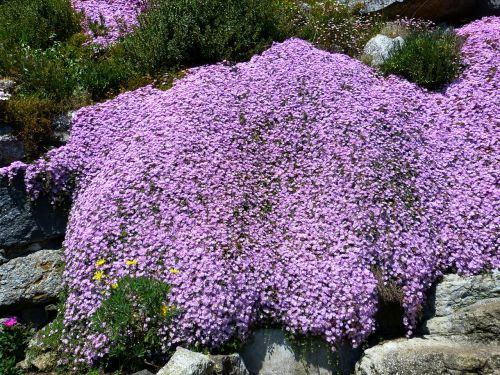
xmin=0 ymin=79 xmax=14 ymax=101
xmin=131 ymin=370 xmax=155 ymax=375
xmin=31 ymin=351 xmax=58 ymax=371
xmin=15 ymin=359 xmax=32 ymax=371
xmin=363 ymin=34 xmax=404 ymax=67
xmin=210 ymin=353 xmax=249 ymax=375
xmin=157 ymin=347 xmax=214 ymax=375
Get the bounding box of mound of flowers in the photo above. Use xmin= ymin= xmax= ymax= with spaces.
xmin=2 ymin=17 xmax=498 ymax=366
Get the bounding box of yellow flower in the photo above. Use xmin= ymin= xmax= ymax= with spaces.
xmin=111 ymin=283 xmax=118 ymax=289
xmin=160 ymin=305 xmax=169 ymax=317
xmin=93 ymin=270 xmax=104 ymax=281
xmin=126 ymin=259 xmax=137 ymax=265
xmin=169 ymin=268 xmax=179 ymax=275
xmin=95 ymin=259 xmax=106 ymax=267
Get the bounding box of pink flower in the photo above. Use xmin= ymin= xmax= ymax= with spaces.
xmin=4 ymin=317 xmax=17 ymax=327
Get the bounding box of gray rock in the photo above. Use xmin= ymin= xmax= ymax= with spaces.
xmin=479 ymin=0 xmax=500 ymax=12
xmin=31 ymin=351 xmax=58 ymax=371
xmin=0 ymin=79 xmax=14 ymax=101
xmin=355 ymin=338 xmax=500 ymax=375
xmin=52 ymin=112 xmax=73 ymax=144
xmin=210 ymin=353 xmax=249 ymax=375
xmin=0 ymin=169 xmax=68 ymax=250
xmin=349 ymin=0 xmax=482 ymax=21
xmin=0 ymin=249 xmax=63 ymax=309
xmin=132 ymin=370 xmax=155 ymax=375
xmin=240 ymin=329 xmax=360 ymax=375
xmin=0 ymin=134 xmax=25 ymax=167
xmin=429 ymin=271 xmax=499 ymax=317
xmin=425 ymin=297 xmax=500 ymax=344
xmin=157 ymin=347 xmax=214 ymax=375
xmin=0 ymin=125 xmax=15 ymax=136
xmin=363 ymin=34 xmax=404 ymax=66
xmin=355 ymin=271 xmax=500 ymax=375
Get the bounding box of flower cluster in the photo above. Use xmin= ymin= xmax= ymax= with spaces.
xmin=3 ymin=317 xmax=17 ymax=328
xmin=1 ymin=17 xmax=498 ymax=365
xmin=71 ymin=0 xmax=147 ymax=44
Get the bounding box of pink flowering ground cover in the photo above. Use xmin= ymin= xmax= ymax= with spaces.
xmin=71 ymin=0 xmax=146 ymax=44
xmin=1 ymin=17 xmax=498 ymax=365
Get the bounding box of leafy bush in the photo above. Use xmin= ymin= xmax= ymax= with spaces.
xmin=0 ymin=318 xmax=32 ymax=375
xmin=0 ymin=0 xmax=81 ymax=54
xmin=5 ymin=96 xmax=57 ymax=158
xmin=296 ymin=0 xmax=383 ymax=56
xmin=380 ymin=28 xmax=463 ymax=89
xmin=121 ymin=0 xmax=299 ymax=73
xmin=90 ymin=276 xmax=177 ymax=371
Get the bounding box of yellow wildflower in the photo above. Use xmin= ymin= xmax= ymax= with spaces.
xmin=111 ymin=283 xmax=118 ymax=289
xmin=160 ymin=305 xmax=169 ymax=317
xmin=126 ymin=259 xmax=137 ymax=265
xmin=95 ymin=259 xmax=106 ymax=267
xmin=93 ymin=270 xmax=104 ymax=281
xmin=169 ymin=268 xmax=179 ymax=275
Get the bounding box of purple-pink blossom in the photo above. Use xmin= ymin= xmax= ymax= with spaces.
xmin=71 ymin=0 xmax=147 ymax=44
xmin=1 ymin=17 xmax=498 ymax=365
xmin=3 ymin=317 xmax=17 ymax=327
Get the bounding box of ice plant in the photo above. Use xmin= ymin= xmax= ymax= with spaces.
xmin=1 ymin=17 xmax=498 ymax=366
xmin=3 ymin=317 xmax=17 ymax=327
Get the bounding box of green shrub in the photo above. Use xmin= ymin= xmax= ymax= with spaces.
xmin=121 ymin=0 xmax=299 ymax=73
xmin=5 ymin=96 xmax=57 ymax=158
xmin=91 ymin=276 xmax=177 ymax=372
xmin=296 ymin=0 xmax=383 ymax=56
xmin=0 ymin=0 xmax=81 ymax=53
xmin=380 ymin=28 xmax=463 ymax=90
xmin=0 ymin=319 xmax=32 ymax=375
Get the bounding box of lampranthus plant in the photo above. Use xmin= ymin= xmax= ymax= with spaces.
xmin=1 ymin=17 xmax=498 ymax=368
xmin=0 ymin=317 xmax=31 ymax=375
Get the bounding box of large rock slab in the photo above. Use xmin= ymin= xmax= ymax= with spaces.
xmin=355 ymin=338 xmax=500 ymax=375
xmin=240 ymin=329 xmax=360 ymax=375
xmin=0 ymin=135 xmax=24 ymax=167
xmin=356 ymin=271 xmax=500 ymax=374
xmin=349 ymin=0 xmax=498 ymax=21
xmin=424 ymin=298 xmax=500 ymax=344
xmin=0 ymin=249 xmax=63 ymax=310
xmin=0 ymin=170 xmax=68 ymax=250
xmin=427 ymin=270 xmax=499 ymax=318
xmin=157 ymin=347 xmax=214 ymax=375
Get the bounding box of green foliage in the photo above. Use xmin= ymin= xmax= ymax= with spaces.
xmin=5 ymin=96 xmax=57 ymax=159
xmin=0 ymin=0 xmax=81 ymax=53
xmin=296 ymin=0 xmax=383 ymax=56
xmin=91 ymin=276 xmax=177 ymax=371
xmin=121 ymin=0 xmax=299 ymax=73
xmin=0 ymin=323 xmax=32 ymax=375
xmin=380 ymin=28 xmax=463 ymax=90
